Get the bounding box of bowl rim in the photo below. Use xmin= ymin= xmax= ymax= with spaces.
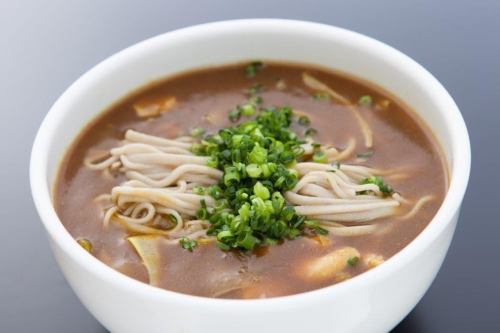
xmin=30 ymin=18 xmax=471 ymax=311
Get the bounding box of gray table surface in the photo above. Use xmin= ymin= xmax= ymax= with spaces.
xmin=2 ymin=0 xmax=499 ymax=332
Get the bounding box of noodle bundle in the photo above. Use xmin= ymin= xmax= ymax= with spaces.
xmin=86 ymin=129 xmax=406 ymax=242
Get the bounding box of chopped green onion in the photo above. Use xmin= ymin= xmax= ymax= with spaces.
xmin=223 ymin=166 xmax=241 ymax=186
xmin=241 ymin=104 xmax=255 ymax=116
xmin=313 ymin=151 xmax=328 ymax=163
xmin=228 ymin=107 xmax=241 ymax=122
xmin=347 ymin=256 xmax=359 ymax=266
xmin=246 ymin=164 xmax=262 ymax=178
xmin=207 ymin=185 xmax=223 ymax=199
xmin=216 ymin=242 xmax=231 ymax=251
xmin=190 ymin=127 xmax=205 ymax=137
xmin=167 ymin=214 xmax=178 ymax=224
xmin=248 ymin=144 xmax=268 ymax=164
xmin=191 ymin=106 xmax=328 ymax=251
xmin=179 ymin=237 xmax=198 ymax=251
xmin=253 ymin=181 xmax=270 ymax=200
xmin=305 ymin=128 xmax=318 ymax=137
xmin=360 ymin=176 xmax=394 ymax=195
xmin=304 ymin=220 xmax=328 ymax=235
xmin=298 ymin=115 xmax=311 ymax=126
xmin=217 ymin=230 xmax=233 ymax=241
xmin=358 ymin=95 xmax=373 ymax=107
xmin=193 ymin=186 xmax=205 ymax=195
xmin=237 ymin=233 xmax=259 ymax=250
xmin=206 ymin=157 xmax=218 ymax=168
xmin=245 ymin=61 xmax=263 ymax=78
xmin=238 ymin=203 xmax=251 ymax=222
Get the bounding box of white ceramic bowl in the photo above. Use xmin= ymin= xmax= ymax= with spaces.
xmin=31 ymin=19 xmax=470 ymax=333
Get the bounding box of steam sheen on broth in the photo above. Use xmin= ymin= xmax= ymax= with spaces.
xmin=54 ymin=62 xmax=447 ymax=298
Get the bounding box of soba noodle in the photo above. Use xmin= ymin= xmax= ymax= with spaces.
xmin=302 ymin=73 xmax=373 ymax=148
xmin=84 ymin=126 xmax=431 ymax=244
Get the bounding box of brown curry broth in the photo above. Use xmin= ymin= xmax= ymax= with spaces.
xmin=54 ymin=62 xmax=447 ymax=298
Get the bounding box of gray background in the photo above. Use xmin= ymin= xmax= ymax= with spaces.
xmin=1 ymin=0 xmax=499 ymax=332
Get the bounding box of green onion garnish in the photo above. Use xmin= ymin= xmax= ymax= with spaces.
xmin=193 ymin=186 xmax=205 ymax=195
xmin=358 ymin=95 xmax=373 ymax=107
xmin=360 ymin=176 xmax=393 ymax=196
xmin=313 ymin=151 xmax=328 ymax=163
xmin=240 ymin=104 xmax=255 ymax=116
xmin=228 ymin=107 xmax=241 ymax=122
xmin=347 ymin=256 xmax=359 ymax=266
xmin=245 ymin=61 xmax=263 ymax=78
xmin=179 ymin=237 xmax=198 ymax=251
xmin=254 ymin=181 xmax=270 ymax=200
xmin=245 ymin=164 xmax=262 ymax=178
xmin=298 ymin=115 xmax=311 ymax=126
xmin=305 ymin=128 xmax=318 ymax=137
xmin=190 ymin=127 xmax=205 ymax=137
xmin=190 ymin=106 xmax=326 ymax=251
